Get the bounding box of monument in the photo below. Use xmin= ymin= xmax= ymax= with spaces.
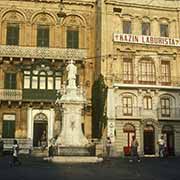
xmin=55 ymin=60 xmax=92 ymax=156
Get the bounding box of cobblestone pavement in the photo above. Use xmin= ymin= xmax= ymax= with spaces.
xmin=0 ymin=155 xmax=180 ymax=180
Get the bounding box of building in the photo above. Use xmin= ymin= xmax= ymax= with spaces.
xmin=0 ymin=0 xmax=96 ymax=150
xmin=97 ymin=0 xmax=180 ymax=156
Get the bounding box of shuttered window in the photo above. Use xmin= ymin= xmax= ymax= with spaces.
xmin=37 ymin=25 xmax=49 ymax=47
xmin=4 ymin=73 xmax=16 ymax=89
xmin=67 ymin=29 xmax=79 ymax=49
xmin=6 ymin=23 xmax=19 ymax=45
xmin=2 ymin=115 xmax=15 ymax=138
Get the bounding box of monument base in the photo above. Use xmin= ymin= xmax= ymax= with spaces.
xmin=56 ymin=146 xmax=95 ymax=156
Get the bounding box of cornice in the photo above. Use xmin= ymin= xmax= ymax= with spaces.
xmin=8 ymin=0 xmax=96 ymax=7
xmin=104 ymin=0 xmax=179 ymax=12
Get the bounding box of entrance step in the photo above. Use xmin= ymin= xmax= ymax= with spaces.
xmin=44 ymin=156 xmax=103 ymax=163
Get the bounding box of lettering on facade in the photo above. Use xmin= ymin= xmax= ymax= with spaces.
xmin=113 ymin=33 xmax=180 ymax=47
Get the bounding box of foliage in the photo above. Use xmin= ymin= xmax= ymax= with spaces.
xmin=92 ymin=74 xmax=107 ymax=138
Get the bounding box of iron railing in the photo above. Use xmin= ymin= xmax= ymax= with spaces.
xmin=0 ymin=89 xmax=22 ymax=101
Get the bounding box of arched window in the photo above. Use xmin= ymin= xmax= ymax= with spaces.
xmin=122 ymin=96 xmax=133 ymax=115
xmin=160 ymin=97 xmax=170 ymax=117
xmin=143 ymin=96 xmax=152 ymax=110
xmin=138 ymin=59 xmax=155 ymax=84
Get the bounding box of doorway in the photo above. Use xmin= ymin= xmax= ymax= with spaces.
xmin=162 ymin=125 xmax=175 ymax=156
xmin=33 ymin=112 xmax=48 ymax=147
xmin=144 ymin=125 xmax=155 ymax=155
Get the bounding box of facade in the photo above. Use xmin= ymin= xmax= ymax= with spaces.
xmin=0 ymin=0 xmax=96 ymax=149
xmin=97 ymin=0 xmax=180 ymax=156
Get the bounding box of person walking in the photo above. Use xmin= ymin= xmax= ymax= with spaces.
xmin=158 ymin=136 xmax=166 ymax=158
xmin=129 ymin=135 xmax=140 ymax=162
xmin=10 ymin=139 xmax=21 ymax=167
xmin=40 ymin=130 xmax=47 ymax=152
xmin=106 ymin=137 xmax=112 ymax=159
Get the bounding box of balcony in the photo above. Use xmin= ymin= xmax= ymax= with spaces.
xmin=115 ymin=106 xmax=141 ymax=119
xmin=22 ymin=89 xmax=57 ymax=102
xmin=0 ymin=45 xmax=87 ymax=60
xmin=0 ymin=89 xmax=22 ymax=101
xmin=113 ymin=74 xmax=180 ymax=87
xmin=157 ymin=108 xmax=180 ymax=120
xmin=115 ymin=106 xmax=180 ymax=120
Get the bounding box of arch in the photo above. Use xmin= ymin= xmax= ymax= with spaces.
xmin=31 ymin=11 xmax=57 ymax=25
xmin=162 ymin=125 xmax=174 ymax=133
xmin=61 ymin=14 xmax=87 ymax=27
xmin=0 ymin=9 xmax=27 ymax=22
xmin=34 ymin=113 xmax=48 ymax=122
xmin=142 ymin=16 xmax=151 ymax=23
xmin=123 ymin=123 xmax=135 ymax=133
xmin=159 ymin=93 xmax=176 ymax=107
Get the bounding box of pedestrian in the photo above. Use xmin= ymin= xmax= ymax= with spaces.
xmin=106 ymin=137 xmax=111 ymax=159
xmin=40 ymin=130 xmax=47 ymax=152
xmin=129 ymin=135 xmax=140 ymax=162
xmin=48 ymin=144 xmax=54 ymax=161
xmin=0 ymin=138 xmax=4 ymax=156
xmin=157 ymin=136 xmax=165 ymax=158
xmin=10 ymin=139 xmax=21 ymax=167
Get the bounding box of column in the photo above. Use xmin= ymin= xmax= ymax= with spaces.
xmin=27 ymin=107 xmax=32 ymax=139
xmin=49 ymin=108 xmax=55 ymax=141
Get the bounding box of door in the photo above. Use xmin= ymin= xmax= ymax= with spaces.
xmin=144 ymin=125 xmax=155 ymax=155
xmin=33 ymin=122 xmax=47 ymax=147
xmin=166 ymin=133 xmax=174 ymax=156
xmin=162 ymin=125 xmax=175 ymax=156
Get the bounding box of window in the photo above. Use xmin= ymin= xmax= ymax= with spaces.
xmin=23 ymin=66 xmax=61 ymax=90
xmin=123 ymin=21 xmax=131 ymax=34
xmin=142 ymin=22 xmax=150 ymax=36
xmin=143 ymin=96 xmax=152 ymax=110
xmin=160 ymin=24 xmax=169 ymax=37
xmin=123 ymin=59 xmax=133 ymax=83
xmin=4 ymin=73 xmax=16 ymax=89
xmin=2 ymin=114 xmax=15 ymax=138
xmin=161 ymin=98 xmax=170 ymax=117
xmin=67 ymin=29 xmax=79 ymax=48
xmin=123 ymin=96 xmax=133 ymax=115
xmin=138 ymin=60 xmax=155 ymax=84
xmin=6 ymin=23 xmax=19 ymax=45
xmin=37 ymin=25 xmax=49 ymax=47
xmin=161 ymin=61 xmax=170 ymax=85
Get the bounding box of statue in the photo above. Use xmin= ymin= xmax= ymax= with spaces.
xmin=66 ymin=60 xmax=77 ymax=88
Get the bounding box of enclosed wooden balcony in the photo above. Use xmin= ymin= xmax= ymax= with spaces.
xmin=22 ymin=89 xmax=57 ymax=101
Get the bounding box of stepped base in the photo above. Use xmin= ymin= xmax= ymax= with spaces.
xmin=45 ymin=156 xmax=103 ymax=163
xmin=57 ymin=146 xmax=95 ymax=156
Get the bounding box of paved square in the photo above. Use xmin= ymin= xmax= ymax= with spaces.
xmin=0 ymin=155 xmax=180 ymax=180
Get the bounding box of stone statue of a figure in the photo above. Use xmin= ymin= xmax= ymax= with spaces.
xmin=66 ymin=60 xmax=77 ymax=88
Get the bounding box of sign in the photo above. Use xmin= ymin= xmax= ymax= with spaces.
xmin=113 ymin=33 xmax=180 ymax=47
xmin=107 ymin=121 xmax=115 ymax=142
xmin=3 ymin=114 xmax=15 ymax=121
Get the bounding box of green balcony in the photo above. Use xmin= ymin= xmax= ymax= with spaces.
xmin=22 ymin=89 xmax=57 ymax=101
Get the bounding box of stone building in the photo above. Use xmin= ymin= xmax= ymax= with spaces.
xmin=0 ymin=0 xmax=96 ymax=150
xmin=97 ymin=0 xmax=180 ymax=156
